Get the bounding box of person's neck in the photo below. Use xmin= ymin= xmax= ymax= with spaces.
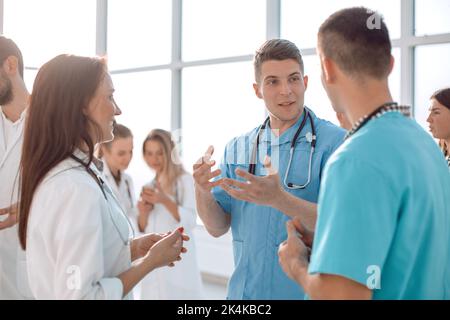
xmin=1 ymin=87 xmax=29 ymax=122
xmin=444 ymin=139 xmax=450 ymax=154
xmin=269 ymin=108 xmax=303 ymax=137
xmin=108 ymin=164 xmax=120 ymax=178
xmin=342 ymin=81 xmax=394 ymax=127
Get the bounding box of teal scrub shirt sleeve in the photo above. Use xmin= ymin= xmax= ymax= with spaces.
xmin=308 ymin=157 xmax=399 ymax=286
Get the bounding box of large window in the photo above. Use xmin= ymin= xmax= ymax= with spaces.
xmin=301 ymin=49 xmax=401 ymax=125
xmin=414 ymin=43 xmax=450 ymax=130
xmin=281 ymin=0 xmax=401 ymax=49
xmin=2 ymin=0 xmax=449 ymax=214
xmin=3 ymin=0 xmax=96 ymax=68
xmin=415 ymin=0 xmax=450 ymax=36
xmin=182 ymin=62 xmax=264 ymax=170
xmin=107 ymin=0 xmax=172 ymax=70
xmin=111 ymin=70 xmax=172 ymax=191
xmin=182 ymin=0 xmax=266 ymax=61
xmin=2 ymin=0 xmax=450 ymax=286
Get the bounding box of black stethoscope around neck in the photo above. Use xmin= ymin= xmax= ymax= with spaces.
xmin=249 ymin=107 xmax=317 ymax=189
xmin=70 ymin=154 xmax=135 ymax=246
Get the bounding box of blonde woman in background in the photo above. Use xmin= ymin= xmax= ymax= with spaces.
xmin=137 ymin=129 xmax=203 ymax=299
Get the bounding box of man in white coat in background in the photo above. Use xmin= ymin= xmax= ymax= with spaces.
xmin=0 ymin=35 xmax=32 ymax=299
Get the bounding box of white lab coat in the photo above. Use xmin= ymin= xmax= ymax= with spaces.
xmin=26 ymin=150 xmax=132 ymax=299
xmin=101 ymin=160 xmax=137 ymax=227
xmin=139 ymin=173 xmax=203 ymax=300
xmin=0 ymin=109 xmax=32 ymax=299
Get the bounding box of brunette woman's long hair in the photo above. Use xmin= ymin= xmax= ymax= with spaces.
xmin=18 ymin=54 xmax=107 ymax=249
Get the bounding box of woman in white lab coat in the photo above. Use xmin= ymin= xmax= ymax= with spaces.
xmin=99 ymin=123 xmax=136 ymax=223
xmin=138 ymin=129 xmax=203 ymax=299
xmin=18 ymin=55 xmax=188 ymax=300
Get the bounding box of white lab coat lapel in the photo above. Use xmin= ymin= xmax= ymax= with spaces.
xmin=102 ymin=160 xmax=121 ymax=199
xmin=0 ymin=110 xmax=26 ymax=169
xmin=0 ymin=110 xmax=30 ymax=300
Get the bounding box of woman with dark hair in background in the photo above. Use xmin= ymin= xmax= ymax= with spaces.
xmin=19 ymin=54 xmax=188 ymax=299
xmin=427 ymin=88 xmax=450 ymax=167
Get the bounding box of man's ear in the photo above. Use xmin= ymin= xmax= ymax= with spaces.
xmin=388 ymin=55 xmax=395 ymax=76
xmin=320 ymin=55 xmax=336 ymax=85
xmin=303 ymin=75 xmax=309 ymax=90
xmin=4 ymin=56 xmax=19 ymax=76
xmin=253 ymin=82 xmax=263 ymax=99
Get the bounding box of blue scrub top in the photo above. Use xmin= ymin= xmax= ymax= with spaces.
xmin=212 ymin=108 xmax=345 ymax=299
xmin=309 ymin=112 xmax=450 ymax=299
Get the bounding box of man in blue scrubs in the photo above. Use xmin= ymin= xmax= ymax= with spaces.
xmin=193 ymin=39 xmax=345 ymax=299
xmin=278 ymin=7 xmax=450 ymax=299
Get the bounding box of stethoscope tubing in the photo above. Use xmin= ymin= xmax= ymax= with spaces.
xmin=249 ymin=107 xmax=316 ymax=189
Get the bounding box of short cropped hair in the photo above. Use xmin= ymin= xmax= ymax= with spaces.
xmin=318 ymin=7 xmax=392 ymax=79
xmin=0 ymin=36 xmax=24 ymax=78
xmin=254 ymin=39 xmax=304 ymax=82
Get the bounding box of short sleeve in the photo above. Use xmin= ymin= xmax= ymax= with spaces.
xmin=309 ymin=157 xmax=398 ymax=286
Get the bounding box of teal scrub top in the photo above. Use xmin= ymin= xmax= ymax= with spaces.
xmin=309 ymin=112 xmax=450 ymax=299
xmin=212 ymin=108 xmax=345 ymax=299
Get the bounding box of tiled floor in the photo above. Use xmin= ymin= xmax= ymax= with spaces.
xmin=202 ymin=279 xmax=227 ymax=300
xmin=132 ymin=276 xmax=228 ymax=300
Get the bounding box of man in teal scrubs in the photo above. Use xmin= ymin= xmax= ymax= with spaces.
xmin=278 ymin=7 xmax=450 ymax=299
xmin=193 ymin=39 xmax=345 ymax=299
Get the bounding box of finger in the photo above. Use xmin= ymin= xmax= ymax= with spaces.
xmin=196 ymin=146 xmax=215 ymax=166
xmin=221 ymin=183 xmax=252 ymax=202
xmin=181 ymin=234 xmax=190 ymax=241
xmin=263 ymin=155 xmax=277 ymax=175
xmin=193 ymin=160 xmax=217 ymax=178
xmin=0 ymin=217 xmax=15 ymax=230
xmin=151 ymin=234 xmax=164 ymax=242
xmin=141 ymin=193 xmax=151 ymax=201
xmin=235 ymin=168 xmax=256 ymax=182
xmin=166 ymin=230 xmax=182 ymax=248
xmin=192 ymin=161 xmax=218 ymax=184
xmin=142 ymin=189 xmax=155 ymax=196
xmin=196 ymin=179 xmax=223 ymax=192
xmin=168 ymin=262 xmax=175 ymax=267
xmin=193 ymin=155 xmax=209 ymax=168
xmin=181 ymin=247 xmax=187 ymax=253
xmin=209 ymin=169 xmax=222 ymax=180
xmin=286 ymin=220 xmax=297 ymax=239
xmin=292 ymin=217 xmax=310 ymax=237
xmin=205 ymin=145 xmax=214 ymax=158
xmin=291 ymin=216 xmax=303 ymax=232
xmin=208 ymin=178 xmax=223 ymax=188
xmin=292 ymin=217 xmax=314 ymax=247
xmin=222 ymin=178 xmax=249 ymax=191
xmin=0 ymin=206 xmax=12 ymax=215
